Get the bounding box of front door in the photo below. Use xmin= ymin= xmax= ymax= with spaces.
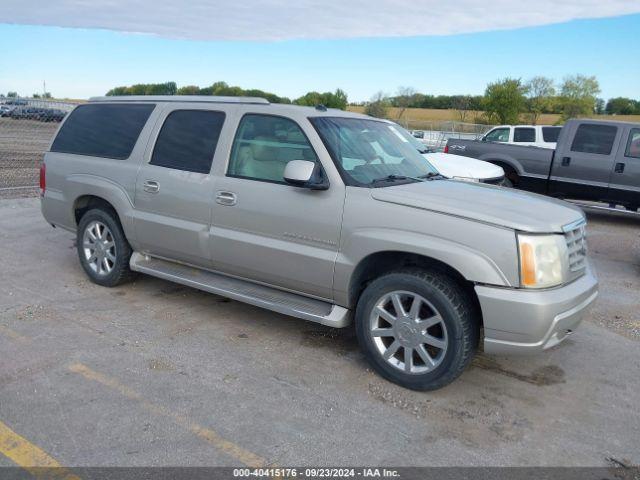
xmin=548 ymin=122 xmax=621 ymax=201
xmin=210 ymin=113 xmax=344 ymax=300
xmin=133 ymin=107 xmax=226 ymax=266
xmin=608 ymin=126 xmax=640 ymax=208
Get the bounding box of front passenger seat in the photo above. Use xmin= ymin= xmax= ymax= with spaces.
xmin=239 ymin=136 xmax=287 ymax=182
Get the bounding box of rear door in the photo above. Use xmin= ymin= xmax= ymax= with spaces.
xmin=608 ymin=126 xmax=640 ymax=208
xmin=548 ymin=122 xmax=621 ymax=201
xmin=133 ymin=106 xmax=227 ymax=267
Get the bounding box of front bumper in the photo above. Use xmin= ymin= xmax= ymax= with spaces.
xmin=475 ymin=264 xmax=598 ymax=355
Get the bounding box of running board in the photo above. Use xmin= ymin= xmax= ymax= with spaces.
xmin=129 ymin=252 xmax=351 ymax=328
xmin=568 ymin=201 xmax=640 ymax=217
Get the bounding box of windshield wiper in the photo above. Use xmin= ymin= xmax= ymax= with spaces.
xmin=419 ymin=172 xmax=445 ymax=180
xmin=370 ymin=174 xmax=423 ymax=185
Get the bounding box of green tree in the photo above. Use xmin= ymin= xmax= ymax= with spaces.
xmin=294 ymin=88 xmax=348 ymax=110
xmin=483 ymin=78 xmax=528 ymax=124
xmin=559 ymin=75 xmax=600 ymax=119
xmin=176 ymin=85 xmax=201 ymax=95
xmin=7 ymin=92 xmax=18 ymax=98
xmin=605 ymin=97 xmax=638 ymax=115
xmin=364 ymin=91 xmax=390 ymax=118
xmin=524 ymin=76 xmax=555 ymax=124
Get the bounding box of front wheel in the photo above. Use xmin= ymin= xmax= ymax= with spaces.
xmin=355 ymin=270 xmax=478 ymax=391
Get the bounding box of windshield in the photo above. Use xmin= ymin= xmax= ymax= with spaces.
xmin=310 ymin=117 xmax=439 ymax=187
xmin=392 ymin=123 xmax=433 ymax=153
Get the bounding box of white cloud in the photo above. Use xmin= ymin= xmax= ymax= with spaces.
xmin=2 ymin=0 xmax=640 ymax=41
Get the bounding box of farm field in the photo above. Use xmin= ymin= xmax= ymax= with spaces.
xmin=347 ymin=106 xmax=640 ymax=129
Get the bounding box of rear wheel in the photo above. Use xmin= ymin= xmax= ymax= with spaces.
xmin=355 ymin=269 xmax=478 ymax=391
xmin=77 ymin=208 xmax=135 ymax=287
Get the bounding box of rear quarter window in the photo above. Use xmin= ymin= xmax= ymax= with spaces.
xmin=513 ymin=128 xmax=536 ymax=143
xmin=542 ymin=127 xmax=561 ymax=143
xmin=50 ymin=103 xmax=155 ymax=159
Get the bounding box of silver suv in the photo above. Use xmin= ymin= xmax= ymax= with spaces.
xmin=41 ymin=96 xmax=598 ymax=390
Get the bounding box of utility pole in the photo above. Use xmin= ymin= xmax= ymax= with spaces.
xmin=43 ymin=80 xmax=46 ymax=98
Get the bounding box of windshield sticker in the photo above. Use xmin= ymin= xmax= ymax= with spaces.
xmin=388 ymin=125 xmax=409 ymax=142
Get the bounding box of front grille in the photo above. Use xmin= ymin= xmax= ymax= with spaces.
xmin=563 ymin=219 xmax=587 ymax=275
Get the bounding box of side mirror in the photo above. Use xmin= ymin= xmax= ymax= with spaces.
xmin=283 ymin=160 xmax=328 ymax=190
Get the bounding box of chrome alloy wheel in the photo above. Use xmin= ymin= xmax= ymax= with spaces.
xmin=369 ymin=291 xmax=448 ymax=374
xmin=82 ymin=220 xmax=116 ymax=276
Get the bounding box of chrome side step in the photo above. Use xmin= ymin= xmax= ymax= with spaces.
xmin=130 ymin=252 xmax=351 ymax=328
xmin=568 ymin=201 xmax=640 ymax=217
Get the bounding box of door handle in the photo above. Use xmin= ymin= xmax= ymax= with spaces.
xmin=561 ymin=157 xmax=571 ymax=166
xmin=143 ymin=180 xmax=160 ymax=193
xmin=614 ymin=162 xmax=625 ymax=173
xmin=216 ymin=191 xmax=237 ymax=206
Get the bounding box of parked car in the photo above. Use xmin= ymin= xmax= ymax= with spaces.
xmin=447 ymin=119 xmax=640 ymax=211
xmin=0 ymin=105 xmax=14 ymax=117
xmin=41 ymin=96 xmax=598 ymax=390
xmin=37 ymin=108 xmax=67 ymax=122
xmin=482 ymin=125 xmax=562 ymax=149
xmin=10 ymin=107 xmax=46 ymax=120
xmin=392 ymin=123 xmax=505 ymax=184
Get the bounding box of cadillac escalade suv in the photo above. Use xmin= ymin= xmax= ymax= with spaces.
xmin=41 ymin=96 xmax=599 ymax=390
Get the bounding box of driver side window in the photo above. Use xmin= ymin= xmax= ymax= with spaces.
xmin=485 ymin=128 xmax=510 ymax=142
xmin=227 ymin=114 xmax=318 ymax=184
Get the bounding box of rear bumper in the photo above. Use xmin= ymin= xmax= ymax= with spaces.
xmin=476 ymin=264 xmax=598 ymax=355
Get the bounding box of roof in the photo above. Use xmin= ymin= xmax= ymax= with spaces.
xmin=89 ymin=95 xmax=270 ymax=105
xmin=86 ymin=95 xmax=371 ymax=119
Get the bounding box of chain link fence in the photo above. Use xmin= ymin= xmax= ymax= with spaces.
xmin=0 ymin=98 xmax=79 ymax=198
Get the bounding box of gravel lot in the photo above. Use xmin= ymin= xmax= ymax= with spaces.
xmin=0 ymin=198 xmax=638 ymax=469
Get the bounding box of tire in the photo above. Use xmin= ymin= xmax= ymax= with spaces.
xmin=355 ymin=269 xmax=479 ymax=391
xmin=77 ymin=208 xmax=136 ymax=287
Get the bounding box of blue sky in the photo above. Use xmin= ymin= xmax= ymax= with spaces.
xmin=1 ymin=13 xmax=638 ymax=102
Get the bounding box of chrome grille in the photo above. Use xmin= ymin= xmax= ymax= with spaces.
xmin=563 ymin=219 xmax=587 ymax=275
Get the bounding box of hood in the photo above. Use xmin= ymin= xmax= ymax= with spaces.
xmin=423 ymin=152 xmax=504 ymax=180
xmin=371 ymin=180 xmax=584 ymax=233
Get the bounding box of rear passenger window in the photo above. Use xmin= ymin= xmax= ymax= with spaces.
xmin=513 ymin=128 xmax=536 ymax=143
xmin=51 ymin=103 xmax=155 ymax=159
xmin=626 ymin=129 xmax=640 ymax=159
xmin=571 ymin=124 xmax=617 ymax=155
xmin=227 ymin=114 xmax=318 ymax=183
xmin=542 ymin=126 xmax=561 ymax=143
xmin=151 ymin=110 xmax=225 ymax=174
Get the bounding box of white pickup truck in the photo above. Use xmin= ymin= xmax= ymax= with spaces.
xmin=482 ymin=125 xmax=562 ymax=149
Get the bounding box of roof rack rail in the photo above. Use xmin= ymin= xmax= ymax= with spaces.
xmin=88 ymin=95 xmax=270 ymax=105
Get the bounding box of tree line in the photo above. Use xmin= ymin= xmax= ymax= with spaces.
xmin=366 ymin=75 xmax=640 ymax=125
xmin=105 ymin=81 xmax=349 ymax=110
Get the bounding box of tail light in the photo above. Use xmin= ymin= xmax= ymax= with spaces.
xmin=39 ymin=163 xmax=46 ymax=196
xmin=443 ymin=145 xmax=449 ymax=154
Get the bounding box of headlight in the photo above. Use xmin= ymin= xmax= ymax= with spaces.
xmin=453 ymin=176 xmax=479 ymax=182
xmin=517 ymin=233 xmax=569 ymax=288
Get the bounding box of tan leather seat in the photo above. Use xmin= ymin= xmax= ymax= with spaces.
xmin=237 ymin=136 xmax=287 ymax=181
